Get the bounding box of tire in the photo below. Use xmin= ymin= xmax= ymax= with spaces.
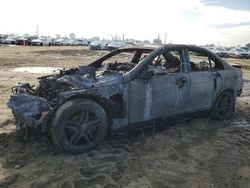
xmin=211 ymin=91 xmax=235 ymax=120
xmin=52 ymin=99 xmax=108 ymax=154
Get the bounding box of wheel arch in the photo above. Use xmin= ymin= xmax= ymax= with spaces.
xmin=210 ymin=88 xmax=235 ymax=120
xmin=54 ymin=93 xmax=123 ymax=125
xmin=212 ymin=88 xmax=234 ymax=108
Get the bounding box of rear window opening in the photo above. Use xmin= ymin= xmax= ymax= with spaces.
xmin=188 ymin=50 xmax=224 ymax=72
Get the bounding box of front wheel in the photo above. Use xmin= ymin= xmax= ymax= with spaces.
xmin=52 ymin=99 xmax=108 ymax=154
xmin=211 ymin=91 xmax=235 ymax=120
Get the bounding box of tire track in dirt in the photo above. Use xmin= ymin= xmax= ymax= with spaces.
xmin=0 ymin=131 xmax=145 ymax=188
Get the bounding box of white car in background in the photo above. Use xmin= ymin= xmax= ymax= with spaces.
xmin=106 ymin=42 xmax=126 ymax=51
xmin=54 ymin=39 xmax=68 ymax=46
xmin=67 ymin=40 xmax=81 ymax=46
xmin=31 ymin=38 xmax=52 ymax=46
xmin=213 ymin=47 xmax=230 ymax=58
xmin=89 ymin=41 xmax=107 ymax=50
xmin=240 ymin=47 xmax=250 ymax=58
xmin=229 ymin=48 xmax=249 ymax=59
xmin=78 ymin=39 xmax=89 ymax=46
xmin=2 ymin=38 xmax=17 ymax=45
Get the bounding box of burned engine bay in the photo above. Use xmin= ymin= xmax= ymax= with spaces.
xmin=13 ymin=62 xmax=134 ymax=101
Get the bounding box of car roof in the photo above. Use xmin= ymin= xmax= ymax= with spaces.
xmin=118 ymin=45 xmax=156 ymax=51
xmin=119 ymin=44 xmax=210 ymax=51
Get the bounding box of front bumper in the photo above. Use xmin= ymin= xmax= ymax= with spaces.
xmin=8 ymin=94 xmax=51 ymax=131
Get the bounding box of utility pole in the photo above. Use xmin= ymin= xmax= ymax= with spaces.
xmin=36 ymin=26 xmax=39 ymax=37
xmin=164 ymin=33 xmax=167 ymax=44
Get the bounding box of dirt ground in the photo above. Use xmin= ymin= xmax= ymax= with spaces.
xmin=0 ymin=45 xmax=250 ymax=188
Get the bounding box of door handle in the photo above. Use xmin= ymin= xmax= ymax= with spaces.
xmin=214 ymin=71 xmax=221 ymax=78
xmin=176 ymin=76 xmax=186 ymax=87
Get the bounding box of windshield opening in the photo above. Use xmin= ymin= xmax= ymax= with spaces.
xmin=89 ymin=49 xmax=154 ymax=75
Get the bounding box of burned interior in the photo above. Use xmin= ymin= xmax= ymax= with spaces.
xmin=7 ymin=44 xmax=243 ymax=154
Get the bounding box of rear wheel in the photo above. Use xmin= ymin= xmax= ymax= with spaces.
xmin=211 ymin=91 xmax=235 ymax=120
xmin=52 ymin=99 xmax=108 ymax=154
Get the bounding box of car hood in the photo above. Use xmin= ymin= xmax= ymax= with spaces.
xmin=56 ymin=69 xmax=123 ymax=89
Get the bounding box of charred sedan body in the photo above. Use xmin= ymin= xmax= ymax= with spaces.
xmin=8 ymin=45 xmax=243 ymax=154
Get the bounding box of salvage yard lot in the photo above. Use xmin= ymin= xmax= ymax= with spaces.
xmin=1 ymin=46 xmax=250 ymax=188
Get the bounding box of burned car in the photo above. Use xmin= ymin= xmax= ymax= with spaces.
xmin=8 ymin=45 xmax=243 ymax=154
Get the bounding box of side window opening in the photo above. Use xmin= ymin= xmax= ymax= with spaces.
xmin=162 ymin=51 xmax=182 ymax=73
xmin=209 ymin=56 xmax=224 ymax=70
xmin=148 ymin=50 xmax=182 ymax=75
xmin=188 ymin=50 xmax=224 ymax=72
xmin=188 ymin=51 xmax=210 ymax=72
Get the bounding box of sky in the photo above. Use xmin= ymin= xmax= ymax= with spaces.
xmin=0 ymin=0 xmax=250 ymax=46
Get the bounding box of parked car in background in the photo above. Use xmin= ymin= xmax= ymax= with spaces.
xmin=8 ymin=44 xmax=243 ymax=154
xmin=26 ymin=37 xmax=38 ymax=45
xmin=125 ymin=41 xmax=135 ymax=46
xmin=213 ymin=47 xmax=229 ymax=58
xmin=0 ymin=38 xmax=4 ymax=44
xmin=89 ymin=41 xmax=107 ymax=50
xmin=107 ymin=42 xmax=126 ymax=51
xmin=67 ymin=39 xmax=81 ymax=46
xmin=78 ymin=39 xmax=89 ymax=46
xmin=240 ymin=47 xmax=250 ymax=58
xmin=54 ymin=39 xmax=68 ymax=46
xmin=16 ymin=38 xmax=29 ymax=45
xmin=206 ymin=47 xmax=215 ymax=52
xmin=0 ymin=34 xmax=8 ymax=44
xmin=229 ymin=48 xmax=249 ymax=59
xmin=31 ymin=38 xmax=52 ymax=46
xmin=2 ymin=38 xmax=17 ymax=45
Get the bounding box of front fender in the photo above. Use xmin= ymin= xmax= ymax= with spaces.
xmin=56 ymin=85 xmax=126 ymax=120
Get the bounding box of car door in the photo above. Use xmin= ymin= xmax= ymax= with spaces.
xmin=128 ymin=48 xmax=190 ymax=124
xmin=185 ymin=48 xmax=223 ymax=112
